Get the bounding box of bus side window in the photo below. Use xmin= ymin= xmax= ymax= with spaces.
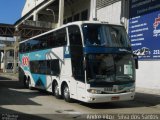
xmin=19 ymin=43 xmax=24 ymax=53
xmin=49 ymin=59 xmax=60 ymax=76
xmin=68 ymin=25 xmax=85 ymax=82
xmin=68 ymin=27 xmax=82 ymax=46
xmin=30 ymin=61 xmax=39 ymax=74
xmin=38 ymin=61 xmax=47 ymax=74
xmin=47 ymin=28 xmax=67 ymax=48
xmin=25 ymin=42 xmax=30 ymax=52
xmin=47 ymin=33 xmax=55 ymax=48
xmin=55 ymin=28 xmax=67 ymax=47
xmin=39 ymin=36 xmax=47 ymax=49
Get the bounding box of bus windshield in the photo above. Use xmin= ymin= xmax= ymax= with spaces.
xmin=82 ymin=24 xmax=130 ymax=47
xmin=86 ymin=54 xmax=135 ymax=83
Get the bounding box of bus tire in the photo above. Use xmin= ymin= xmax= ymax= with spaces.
xmin=53 ymin=82 xmax=61 ymax=99
xmin=63 ymin=84 xmax=72 ymax=102
xmin=28 ymin=77 xmax=34 ymax=90
xmin=19 ymin=67 xmax=25 ymax=86
xmin=24 ymin=76 xmax=29 ymax=89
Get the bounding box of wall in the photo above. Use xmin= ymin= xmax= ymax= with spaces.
xmin=97 ymin=0 xmax=121 ymax=24
xmin=128 ymin=0 xmax=160 ymax=90
xmin=22 ymin=0 xmax=44 ymax=17
xmin=0 ymin=52 xmax=3 ymax=62
xmin=0 ymin=51 xmax=3 ymax=69
xmin=136 ymin=61 xmax=160 ymax=90
xmin=64 ymin=0 xmax=90 ymax=21
xmin=96 ymin=0 xmax=160 ymax=90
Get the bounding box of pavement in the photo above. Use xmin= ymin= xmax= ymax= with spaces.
xmin=0 ymin=72 xmax=160 ymax=120
xmin=136 ymin=87 xmax=160 ymax=95
xmin=0 ymin=72 xmax=159 ymax=96
xmin=0 ymin=72 xmax=18 ymax=81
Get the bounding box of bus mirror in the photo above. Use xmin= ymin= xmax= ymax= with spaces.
xmin=133 ymin=54 xmax=138 ymax=69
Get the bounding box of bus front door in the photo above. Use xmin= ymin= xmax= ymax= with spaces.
xmin=68 ymin=25 xmax=86 ymax=100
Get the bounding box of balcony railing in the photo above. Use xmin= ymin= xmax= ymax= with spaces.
xmin=23 ymin=20 xmax=56 ymax=29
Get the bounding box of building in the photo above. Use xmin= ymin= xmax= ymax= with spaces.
xmin=0 ymin=23 xmax=16 ymax=72
xmin=128 ymin=0 xmax=160 ymax=90
xmin=0 ymin=37 xmax=15 ymax=72
xmin=91 ymin=0 xmax=160 ymax=90
xmin=16 ymin=0 xmax=160 ymax=90
xmin=18 ymin=0 xmax=91 ymax=29
xmin=22 ymin=0 xmax=44 ymax=17
xmin=0 ymin=50 xmax=3 ymax=71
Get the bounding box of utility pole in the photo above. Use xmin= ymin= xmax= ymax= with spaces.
xmin=33 ymin=0 xmax=38 ymax=21
xmin=3 ymin=49 xmax=6 ymax=73
xmin=90 ymin=0 xmax=97 ymax=21
xmin=13 ymin=27 xmax=20 ymax=74
xmin=121 ymin=0 xmax=129 ymax=31
xmin=58 ymin=0 xmax=64 ymax=27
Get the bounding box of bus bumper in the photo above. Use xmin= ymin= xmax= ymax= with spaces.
xmin=85 ymin=92 xmax=135 ymax=103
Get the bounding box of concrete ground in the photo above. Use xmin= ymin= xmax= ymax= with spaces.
xmin=0 ymin=74 xmax=160 ymax=120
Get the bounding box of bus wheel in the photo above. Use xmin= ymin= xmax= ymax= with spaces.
xmin=19 ymin=67 xmax=25 ymax=86
xmin=28 ymin=77 xmax=33 ymax=90
xmin=53 ymin=83 xmax=61 ymax=99
xmin=63 ymin=84 xmax=72 ymax=102
xmin=24 ymin=76 xmax=29 ymax=89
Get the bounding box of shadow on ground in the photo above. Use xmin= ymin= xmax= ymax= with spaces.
xmin=0 ymin=108 xmax=49 ymax=120
xmin=0 ymin=76 xmax=10 ymax=81
xmin=0 ymin=77 xmax=56 ymax=120
xmin=0 ymin=77 xmax=51 ymax=106
xmin=0 ymin=75 xmax=160 ymax=111
xmin=0 ymin=107 xmax=86 ymax=120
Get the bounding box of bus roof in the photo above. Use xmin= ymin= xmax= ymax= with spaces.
xmin=19 ymin=21 xmax=123 ymax=44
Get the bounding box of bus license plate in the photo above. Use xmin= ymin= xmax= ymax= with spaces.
xmin=111 ymin=96 xmax=120 ymax=100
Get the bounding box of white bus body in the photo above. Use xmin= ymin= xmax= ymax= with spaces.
xmin=19 ymin=21 xmax=136 ymax=103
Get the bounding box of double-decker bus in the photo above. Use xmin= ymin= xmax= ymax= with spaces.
xmin=19 ymin=21 xmax=138 ymax=103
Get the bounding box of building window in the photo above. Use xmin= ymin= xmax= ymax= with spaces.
xmin=81 ymin=9 xmax=88 ymax=21
xmin=9 ymin=51 xmax=14 ymax=57
xmin=63 ymin=19 xmax=67 ymax=24
xmin=67 ymin=17 xmax=72 ymax=23
xmin=74 ymin=14 xmax=80 ymax=21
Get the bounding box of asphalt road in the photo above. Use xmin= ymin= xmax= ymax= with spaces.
xmin=0 ymin=77 xmax=160 ymax=120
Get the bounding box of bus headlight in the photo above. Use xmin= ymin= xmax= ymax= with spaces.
xmin=87 ymin=89 xmax=102 ymax=94
xmin=127 ymin=88 xmax=135 ymax=92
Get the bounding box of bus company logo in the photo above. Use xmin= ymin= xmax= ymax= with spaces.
xmin=22 ymin=56 xmax=30 ymax=66
xmin=153 ymin=14 xmax=160 ymax=37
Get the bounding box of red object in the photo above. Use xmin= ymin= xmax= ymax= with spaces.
xmin=153 ymin=16 xmax=160 ymax=29
xmin=22 ymin=56 xmax=29 ymax=66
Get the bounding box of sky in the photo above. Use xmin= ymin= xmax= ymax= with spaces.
xmin=0 ymin=0 xmax=25 ymax=24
